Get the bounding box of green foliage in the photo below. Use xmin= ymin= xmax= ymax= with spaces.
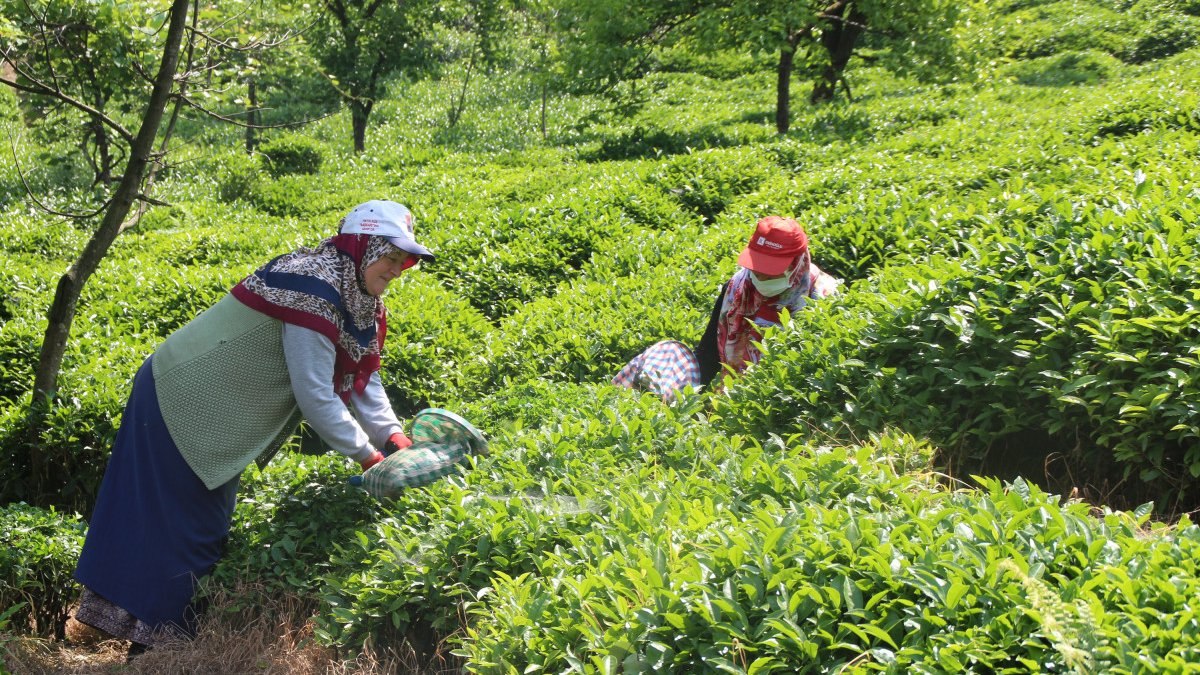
xmin=313 ymin=381 xmax=714 ymax=649
xmin=379 ymin=276 xmax=496 ymax=416
xmin=0 ymin=388 xmax=127 ymax=515
xmin=213 ymin=452 xmax=376 ymax=599
xmin=216 ymin=152 xmax=263 ymax=204
xmin=432 ymin=198 xmax=630 ymax=321
xmin=979 ymin=0 xmax=1200 ymax=66
xmin=4 ymin=4 xmax=1200 ymax=669
xmin=647 ymin=147 xmax=774 ymax=224
xmin=1080 ymin=85 xmax=1200 ymax=139
xmin=258 ymin=134 xmax=326 ymax=178
xmin=988 ymin=2 xmax=1130 ymax=61
xmin=474 ymin=272 xmax=715 ymax=390
xmin=305 ymin=0 xmax=442 ymax=150
xmin=716 ymin=177 xmax=1200 ymax=509
xmin=0 ymin=0 xmax=164 ymax=185
xmin=0 ymin=503 xmax=86 ymax=639
xmin=655 ymin=46 xmax=767 ymax=80
xmin=1003 ymin=50 xmax=1123 ymax=87
xmin=459 ymin=444 xmax=1200 ymax=672
xmin=1122 ymin=13 xmax=1200 ymax=63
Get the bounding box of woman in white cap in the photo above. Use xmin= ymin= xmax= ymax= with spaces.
xmin=73 ymin=199 xmax=433 ymax=657
xmin=613 ymin=216 xmax=839 ymax=400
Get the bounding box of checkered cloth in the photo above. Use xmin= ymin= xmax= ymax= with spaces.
xmin=362 ymin=408 xmax=487 ymax=499
xmin=611 ymin=340 xmax=701 ymax=402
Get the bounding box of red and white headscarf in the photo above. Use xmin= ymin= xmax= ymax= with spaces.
xmin=231 ymin=234 xmax=411 ymax=401
xmin=716 ymin=249 xmax=839 ymax=373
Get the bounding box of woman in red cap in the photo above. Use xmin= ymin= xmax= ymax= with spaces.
xmin=693 ymin=215 xmax=839 ymax=386
xmin=613 ymin=216 xmax=838 ymax=399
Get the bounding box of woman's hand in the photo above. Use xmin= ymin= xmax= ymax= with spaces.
xmin=383 ymin=432 xmax=413 ymax=456
xmin=359 ymin=450 xmax=385 ymax=471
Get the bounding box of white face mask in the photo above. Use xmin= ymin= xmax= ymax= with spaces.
xmin=750 ymin=268 xmax=793 ymax=297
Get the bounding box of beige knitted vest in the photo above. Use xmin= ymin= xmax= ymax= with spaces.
xmin=152 ymin=295 xmax=302 ymax=489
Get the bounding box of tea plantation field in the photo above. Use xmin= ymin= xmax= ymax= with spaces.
xmin=3 ymin=3 xmax=1200 ymax=671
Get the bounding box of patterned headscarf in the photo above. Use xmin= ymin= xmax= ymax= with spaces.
xmin=716 ymin=249 xmax=840 ymax=373
xmin=231 ymin=233 xmax=408 ymax=401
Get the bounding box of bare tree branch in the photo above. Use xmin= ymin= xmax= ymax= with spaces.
xmin=5 ymin=129 xmax=113 ymax=219
xmin=0 ymin=49 xmax=137 ymax=144
xmin=177 ymin=93 xmax=342 ymax=129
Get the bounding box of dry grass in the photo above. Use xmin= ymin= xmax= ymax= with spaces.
xmin=1 ymin=584 xmax=459 ymax=674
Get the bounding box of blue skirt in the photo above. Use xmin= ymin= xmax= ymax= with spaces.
xmin=74 ymin=356 xmax=240 ymax=638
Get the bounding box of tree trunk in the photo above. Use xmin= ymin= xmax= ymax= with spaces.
xmin=775 ymin=44 xmax=794 ymax=134
xmin=351 ymin=99 xmax=373 ymax=153
xmin=245 ymin=77 xmax=259 ymax=154
xmin=448 ymin=49 xmax=475 ymax=129
xmin=811 ymin=8 xmax=867 ymax=104
xmin=91 ymin=118 xmax=114 ymax=186
xmin=32 ymin=0 xmax=191 ymax=403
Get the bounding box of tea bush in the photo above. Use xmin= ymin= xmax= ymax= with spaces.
xmin=647 ymin=147 xmax=775 ymax=224
xmin=461 ymin=445 xmax=1200 ymax=672
xmin=213 ymin=452 xmax=376 ymax=599
xmin=314 ymin=382 xmax=718 ymax=650
xmin=475 ymin=273 xmax=715 ymax=389
xmin=258 ymin=133 xmax=326 ymax=178
xmin=432 ymin=199 xmax=632 ymax=321
xmin=216 ymin=151 xmax=262 ymax=204
xmin=0 ymin=503 xmax=86 ymax=639
xmin=1122 ymin=13 xmax=1200 ymax=63
xmin=1003 ymin=50 xmax=1123 ymax=87
xmin=379 ymin=275 xmax=497 ymax=416
xmin=987 ymin=3 xmax=1130 ymax=61
xmin=716 ymin=180 xmax=1200 ymax=509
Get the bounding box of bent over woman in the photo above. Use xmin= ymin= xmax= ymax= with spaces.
xmin=73 ymin=200 xmax=432 ymax=655
xmin=613 ymin=216 xmax=839 ymax=400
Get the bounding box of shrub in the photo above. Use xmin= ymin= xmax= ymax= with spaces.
xmin=213 ymin=452 xmax=376 ymax=599
xmin=0 ymin=386 xmax=128 ymax=516
xmin=433 ymin=201 xmax=630 ymax=321
xmin=251 ymin=174 xmax=340 ymax=218
xmin=586 ymin=125 xmax=753 ymax=161
xmin=313 ymin=382 xmax=715 ymax=652
xmin=0 ymin=503 xmax=86 ymax=639
xmin=715 ymin=185 xmax=1200 ymax=510
xmin=216 ymin=152 xmax=263 ymax=204
xmin=379 ymin=276 xmax=497 ymax=416
xmin=990 ymin=3 xmax=1130 ymax=61
xmin=258 ymin=134 xmax=325 ymax=178
xmin=655 ymin=47 xmax=765 ymax=80
xmin=1004 ymin=50 xmax=1123 ymax=86
xmin=647 ymin=147 xmax=774 ymax=224
xmin=474 ymin=270 xmax=719 ymax=390
xmin=1122 ymin=14 xmax=1200 ymax=64
xmin=460 ymin=454 xmax=1200 ymax=672
xmin=1081 ymin=86 xmax=1200 ymax=138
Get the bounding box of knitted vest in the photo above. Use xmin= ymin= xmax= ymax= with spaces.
xmin=152 ymin=294 xmax=302 ymax=489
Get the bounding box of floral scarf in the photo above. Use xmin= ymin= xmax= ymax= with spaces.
xmin=231 ymin=234 xmax=401 ymax=401
xmin=716 ymin=249 xmax=839 ymax=373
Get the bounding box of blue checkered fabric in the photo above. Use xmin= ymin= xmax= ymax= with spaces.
xmin=611 ymin=340 xmax=701 ymax=402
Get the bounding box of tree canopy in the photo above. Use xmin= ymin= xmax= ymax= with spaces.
xmin=306 ymin=0 xmax=442 ymax=152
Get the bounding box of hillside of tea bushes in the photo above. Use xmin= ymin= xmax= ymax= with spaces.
xmin=3 ymin=1 xmax=1200 ymax=670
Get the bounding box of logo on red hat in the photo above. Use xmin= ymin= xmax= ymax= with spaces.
xmin=756 ymin=235 xmax=784 ymax=250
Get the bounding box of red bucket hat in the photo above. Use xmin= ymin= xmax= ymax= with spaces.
xmin=736 ymin=216 xmax=808 ymax=276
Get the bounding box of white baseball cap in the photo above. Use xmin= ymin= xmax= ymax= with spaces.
xmin=339 ymin=200 xmax=435 ymax=262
